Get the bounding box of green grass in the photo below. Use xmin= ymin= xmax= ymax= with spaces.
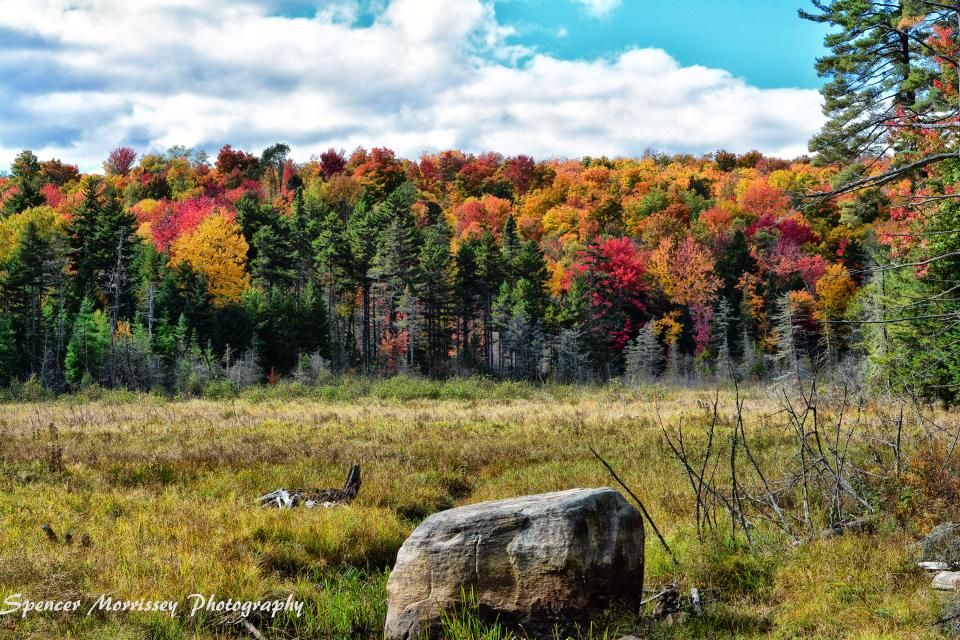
xmin=0 ymin=378 xmax=951 ymax=638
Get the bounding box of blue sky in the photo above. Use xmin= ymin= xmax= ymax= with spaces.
xmin=495 ymin=0 xmax=828 ymax=89
xmin=0 ymin=0 xmax=829 ymax=171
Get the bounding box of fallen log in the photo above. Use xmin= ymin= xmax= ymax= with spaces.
xmin=258 ymin=464 xmax=361 ymax=509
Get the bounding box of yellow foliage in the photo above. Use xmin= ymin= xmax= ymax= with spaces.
xmin=546 ymin=259 xmax=566 ymax=296
xmin=767 ymin=169 xmax=798 ymax=191
xmin=0 ymin=206 xmax=64 ymax=263
xmin=541 ymin=204 xmax=581 ymax=239
xmin=815 ymin=263 xmax=856 ymax=321
xmin=653 ymin=311 xmax=683 ymax=344
xmin=170 ymin=213 xmax=250 ymax=306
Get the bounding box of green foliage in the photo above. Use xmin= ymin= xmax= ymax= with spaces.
xmin=64 ymin=297 xmax=110 ymax=386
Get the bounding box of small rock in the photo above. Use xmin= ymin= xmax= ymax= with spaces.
xmin=932 ymin=571 xmax=960 ymax=591
xmin=384 ymin=488 xmax=645 ymax=640
xmin=920 ymin=561 xmax=950 ymax=572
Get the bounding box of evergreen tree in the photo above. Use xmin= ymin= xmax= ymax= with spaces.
xmin=347 ymin=199 xmax=383 ymax=371
xmin=0 ymin=316 xmax=17 ymax=383
xmin=66 ymin=179 xmax=139 ymax=311
xmin=65 ymin=296 xmax=110 ymax=386
xmin=710 ymin=298 xmax=734 ymax=378
xmin=474 ymin=230 xmax=505 ymax=370
xmin=4 ymin=150 xmax=45 ymax=215
xmin=417 ymin=217 xmax=454 ymax=376
xmin=800 ymin=0 xmax=937 ymax=163
xmin=1 ymin=221 xmax=52 ymax=377
xmin=314 ymin=203 xmax=353 ymax=370
xmin=372 ymin=183 xmax=420 ymax=366
xmin=454 ymin=239 xmax=482 ymax=370
xmin=502 ymin=214 xmax=520 ymax=263
xmin=251 ymin=217 xmax=296 ymax=290
xmin=624 ymin=321 xmax=661 ymax=384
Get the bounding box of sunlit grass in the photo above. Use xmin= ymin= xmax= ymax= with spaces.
xmin=0 ymin=377 xmax=953 ymax=638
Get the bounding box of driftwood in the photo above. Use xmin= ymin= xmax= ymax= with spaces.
xmin=641 ymin=584 xmax=705 ymax=622
xmin=41 ymin=524 xmax=92 ymax=546
xmin=41 ymin=524 xmax=58 ymax=543
xmin=818 ymin=516 xmax=876 ymax=539
xmin=258 ymin=464 xmax=361 ymax=509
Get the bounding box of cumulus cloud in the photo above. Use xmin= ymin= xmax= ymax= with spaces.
xmin=573 ymin=0 xmax=622 ymax=18
xmin=0 ymin=0 xmax=824 ymax=171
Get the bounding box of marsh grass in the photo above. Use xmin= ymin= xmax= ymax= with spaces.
xmin=0 ymin=378 xmax=954 ymax=638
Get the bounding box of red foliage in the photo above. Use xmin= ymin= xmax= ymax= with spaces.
xmin=103 ymin=147 xmax=137 ymax=176
xmin=451 ymin=195 xmax=513 ymax=238
xmin=747 ymin=213 xmax=818 ymax=247
xmin=215 ymin=145 xmax=260 ymax=189
xmin=40 ymin=183 xmax=63 ymax=209
xmin=436 ymin=150 xmax=468 ymax=182
xmin=504 ymin=155 xmax=535 ymax=196
xmin=740 ymin=181 xmax=790 ymax=217
xmin=700 ymin=206 xmax=732 ymax=233
xmin=151 ymin=197 xmax=224 ymax=251
xmin=570 ymin=237 xmax=648 ymax=351
xmin=319 ymin=148 xmax=346 ymax=179
xmin=40 ymin=159 xmax=80 ymax=186
xmin=352 ymin=147 xmax=405 ymax=196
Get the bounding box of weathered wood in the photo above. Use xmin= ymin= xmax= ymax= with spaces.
xmin=258 ymin=464 xmax=362 ymax=508
xmin=41 ymin=524 xmax=58 ymax=543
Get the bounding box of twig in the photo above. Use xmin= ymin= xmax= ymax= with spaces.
xmin=590 ymin=446 xmax=678 ymax=565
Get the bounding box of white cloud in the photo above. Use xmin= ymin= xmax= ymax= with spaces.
xmin=0 ymin=0 xmax=824 ymax=171
xmin=573 ymin=0 xmax=622 ymax=18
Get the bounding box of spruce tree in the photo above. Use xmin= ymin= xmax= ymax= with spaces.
xmin=1 ymin=221 xmax=52 ymax=377
xmin=417 ymin=217 xmax=454 ymax=376
xmin=454 ymin=238 xmax=482 ymax=369
xmin=624 ymin=321 xmax=661 ymax=384
xmin=347 ymin=200 xmax=382 ymax=371
xmin=65 ymin=296 xmax=110 ymax=386
xmin=4 ymin=150 xmax=44 ymax=215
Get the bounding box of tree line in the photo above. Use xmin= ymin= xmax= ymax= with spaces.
xmin=3 ymin=0 xmax=960 ymax=402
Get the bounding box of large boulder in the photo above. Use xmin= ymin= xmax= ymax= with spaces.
xmin=384 ymin=487 xmax=645 ymax=640
xmin=920 ymin=523 xmax=960 ymax=568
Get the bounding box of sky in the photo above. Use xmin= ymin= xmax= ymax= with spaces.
xmin=0 ymin=0 xmax=830 ymax=172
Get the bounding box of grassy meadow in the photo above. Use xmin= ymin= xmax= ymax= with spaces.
xmin=0 ymin=377 xmax=954 ymax=639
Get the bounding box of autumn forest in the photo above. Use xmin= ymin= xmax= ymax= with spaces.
xmin=0 ymin=2 xmax=958 ymax=406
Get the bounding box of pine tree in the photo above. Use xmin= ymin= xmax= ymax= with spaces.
xmin=0 ymin=316 xmax=17 ymax=383
xmin=251 ymin=218 xmax=296 ymax=290
xmin=65 ymin=297 xmax=110 ymax=386
xmin=290 ymin=187 xmax=321 ymax=297
xmin=417 ymin=217 xmax=454 ymax=376
xmin=454 ymin=238 xmax=482 ymax=370
xmin=474 ymin=230 xmax=505 ymax=371
xmin=624 ymin=321 xmax=661 ymax=384
xmin=1 ymin=221 xmax=52 ymax=377
xmin=800 ymin=0 xmax=936 ymax=163
xmin=347 ymin=200 xmax=382 ymax=371
xmin=710 ymin=298 xmax=734 ymax=379
xmin=502 ymin=214 xmax=520 ymax=264
xmin=4 ymin=150 xmax=44 ymax=215
xmin=372 ymin=182 xmax=420 ymax=366
xmin=314 ymin=204 xmax=353 ymax=370
xmin=67 ymin=179 xmax=139 ymax=311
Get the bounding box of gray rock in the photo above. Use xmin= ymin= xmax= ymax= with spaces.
xmin=384 ymin=488 xmax=645 ymax=640
xmin=920 ymin=523 xmax=960 ymax=568
xmin=933 ymin=571 xmax=960 ymax=591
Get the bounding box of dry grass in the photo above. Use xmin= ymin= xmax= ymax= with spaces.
xmin=0 ymin=380 xmax=953 ymax=639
